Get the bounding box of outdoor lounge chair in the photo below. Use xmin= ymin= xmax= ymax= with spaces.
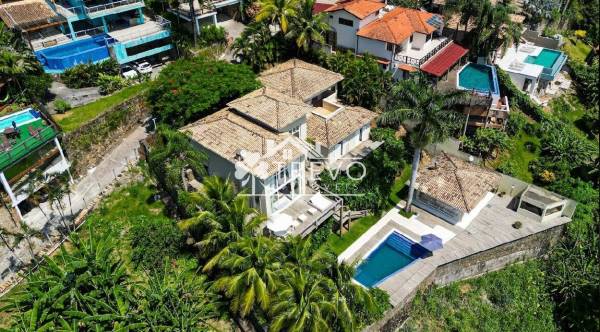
xmin=28 ymin=126 xmax=40 ymax=138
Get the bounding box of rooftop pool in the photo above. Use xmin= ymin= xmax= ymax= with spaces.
xmin=0 ymin=108 xmax=40 ymax=131
xmin=354 ymin=231 xmax=430 ymax=288
xmin=35 ymin=34 xmax=112 ymax=73
xmin=457 ymin=63 xmax=500 ymax=96
xmin=525 ymin=48 xmax=562 ymax=69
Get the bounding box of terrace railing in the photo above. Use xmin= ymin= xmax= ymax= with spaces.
xmin=74 ymin=26 xmax=106 ymax=38
xmin=83 ymin=0 xmax=144 ymax=15
xmin=394 ymin=38 xmax=451 ymax=67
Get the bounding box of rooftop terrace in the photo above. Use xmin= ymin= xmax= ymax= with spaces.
xmin=0 ymin=111 xmax=58 ymax=172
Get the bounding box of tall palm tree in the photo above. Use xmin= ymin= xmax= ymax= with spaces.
xmin=179 ymin=176 xmax=264 ymax=259
xmin=270 ymin=268 xmax=345 ymax=332
xmin=0 ymin=50 xmax=36 ymax=90
xmin=470 ymin=0 xmax=521 ymax=59
xmin=256 ymin=0 xmax=299 ymax=34
xmin=285 ymin=0 xmax=329 ymax=52
xmin=205 ymin=236 xmax=282 ymax=317
xmin=379 ymin=75 xmax=465 ymax=211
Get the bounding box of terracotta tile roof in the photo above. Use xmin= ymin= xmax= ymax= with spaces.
xmin=357 ymin=7 xmax=440 ymax=44
xmin=181 ymin=109 xmax=305 ymax=179
xmin=313 ymin=2 xmax=333 ymax=14
xmin=324 ymin=0 xmax=385 ymax=19
xmin=0 ymin=0 xmax=63 ymax=30
xmin=417 ymin=153 xmax=501 ymax=213
xmin=398 ymin=63 xmax=418 ymax=72
xmin=259 ymin=59 xmax=344 ymax=102
xmin=227 ymin=87 xmax=314 ymax=131
xmin=307 ymin=106 xmax=377 ymax=148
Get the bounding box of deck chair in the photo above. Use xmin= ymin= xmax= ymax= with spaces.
xmin=28 ymin=125 xmax=40 ymax=138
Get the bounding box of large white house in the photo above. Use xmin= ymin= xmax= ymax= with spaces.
xmin=324 ymin=0 xmax=468 ymax=79
xmin=497 ymin=44 xmax=567 ymax=99
xmin=182 ymin=59 xmax=378 ymax=237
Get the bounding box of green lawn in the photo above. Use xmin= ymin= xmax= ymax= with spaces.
xmin=322 ymin=215 xmax=379 ymax=255
xmin=389 ymin=164 xmax=412 ymax=206
xmin=53 ymin=83 xmax=148 ymax=133
xmin=505 ymin=131 xmax=540 ymax=183
xmin=562 ymin=38 xmax=592 ymax=63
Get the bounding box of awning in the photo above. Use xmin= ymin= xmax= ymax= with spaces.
xmin=420 ymin=42 xmax=469 ymax=77
xmin=397 ymin=64 xmax=418 ymax=72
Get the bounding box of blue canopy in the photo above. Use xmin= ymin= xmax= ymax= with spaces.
xmin=420 ymin=234 xmax=443 ymax=252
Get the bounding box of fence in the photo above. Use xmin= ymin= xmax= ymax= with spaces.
xmin=84 ymin=0 xmax=144 ymax=14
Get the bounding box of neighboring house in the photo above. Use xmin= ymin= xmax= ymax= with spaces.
xmin=168 ymin=0 xmax=242 ymax=34
xmin=496 ymin=44 xmax=567 ymax=99
xmin=325 ymin=1 xmax=468 ymax=80
xmin=0 ymin=108 xmax=71 ymax=221
xmin=182 ymin=59 xmax=379 ymax=237
xmin=0 ymin=0 xmax=173 ymax=73
xmin=411 ymin=152 xmax=575 ymax=227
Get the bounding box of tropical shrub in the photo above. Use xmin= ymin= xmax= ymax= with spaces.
xmin=570 ymin=58 xmax=599 ymax=107
xmin=147 ymin=57 xmax=260 ymax=126
xmin=232 ymin=22 xmax=290 ymax=71
xmin=53 ymin=98 xmax=71 ymax=114
xmin=506 ymin=110 xmax=528 ymax=135
xmin=61 ymin=59 xmax=120 ymax=89
xmin=129 ymin=216 xmax=184 ymax=269
xmin=539 ymin=117 xmax=598 ymax=169
xmin=496 ymin=67 xmax=545 ymax=121
xmin=97 ymin=73 xmax=129 ymax=95
xmin=325 ymin=52 xmax=393 ymax=109
xmin=461 ymin=128 xmax=510 ymax=161
xmin=199 ymin=24 xmax=227 ymax=46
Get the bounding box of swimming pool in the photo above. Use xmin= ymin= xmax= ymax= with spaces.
xmin=525 ymin=48 xmax=562 ymax=68
xmin=354 ymin=232 xmax=430 ymax=287
xmin=35 ymin=34 xmax=112 ymax=72
xmin=457 ymin=63 xmax=499 ymax=95
xmin=0 ymin=109 xmax=40 ymax=131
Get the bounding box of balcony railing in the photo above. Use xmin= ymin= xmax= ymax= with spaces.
xmin=74 ymin=26 xmax=105 ymax=38
xmin=394 ymin=38 xmax=451 ymax=67
xmin=83 ymin=0 xmax=144 ymax=14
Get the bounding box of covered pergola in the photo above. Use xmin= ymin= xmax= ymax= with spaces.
xmin=420 ymin=41 xmax=469 ymax=82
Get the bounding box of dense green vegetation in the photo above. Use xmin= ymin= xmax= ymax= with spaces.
xmin=146 ymin=57 xmax=260 ymax=126
xmin=404 ymin=261 xmax=558 ymax=331
xmin=60 ymin=59 xmax=121 ymax=89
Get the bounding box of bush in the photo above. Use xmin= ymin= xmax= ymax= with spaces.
xmin=461 ymin=128 xmax=510 ymax=161
xmin=53 ymin=99 xmax=71 ymax=114
xmin=97 ymin=73 xmax=129 ymax=95
xmin=129 ymin=216 xmax=184 ymax=269
xmin=147 ymin=57 xmax=260 ymax=126
xmin=355 ymin=288 xmax=391 ymax=326
xmin=61 ymin=59 xmax=120 ymax=89
xmin=570 ymin=58 xmax=599 ymax=107
xmin=506 ymin=110 xmax=528 ymax=135
xmin=496 ymin=67 xmax=546 ymax=121
xmin=496 ymin=159 xmax=518 ymax=176
xmin=199 ymin=25 xmax=227 ymax=46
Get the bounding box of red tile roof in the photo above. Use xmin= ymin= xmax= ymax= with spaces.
xmin=313 ymin=2 xmax=333 ymax=14
xmin=325 ymin=0 xmax=386 ymax=20
xmin=420 ymin=42 xmax=468 ymax=77
xmin=357 ymin=7 xmax=440 ymax=44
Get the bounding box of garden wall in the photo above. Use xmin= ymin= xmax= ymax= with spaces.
xmin=61 ymin=95 xmax=148 ymax=176
xmin=368 ymin=224 xmax=565 ymax=332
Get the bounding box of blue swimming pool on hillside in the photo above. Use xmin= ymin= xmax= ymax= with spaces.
xmin=354 ymin=232 xmax=430 ymax=288
xmin=457 ymin=63 xmax=500 ymax=96
xmin=0 ymin=109 xmax=40 ymax=131
xmin=525 ymin=48 xmax=562 ymax=69
xmin=35 ymin=34 xmax=112 ymax=72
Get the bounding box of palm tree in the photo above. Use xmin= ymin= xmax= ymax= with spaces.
xmin=444 ymin=0 xmax=483 ymax=38
xmin=205 ymin=236 xmax=282 ymax=317
xmin=270 ymin=268 xmax=346 ymax=332
xmin=178 ymin=176 xmax=264 ymax=259
xmin=256 ymin=0 xmax=299 ymax=34
xmin=285 ymin=0 xmax=329 ymax=52
xmin=470 ymin=0 xmax=521 ymax=59
xmin=379 ymin=74 xmax=465 ymax=211
xmin=0 ymin=50 xmax=36 ymax=90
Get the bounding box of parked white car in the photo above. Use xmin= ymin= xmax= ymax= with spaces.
xmin=135 ymin=61 xmax=153 ymax=74
xmin=122 ymin=68 xmax=138 ymax=79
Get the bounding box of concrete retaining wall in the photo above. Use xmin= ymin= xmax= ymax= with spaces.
xmin=62 ymin=93 xmax=148 ymax=176
xmin=367 ymin=224 xmax=565 ymax=332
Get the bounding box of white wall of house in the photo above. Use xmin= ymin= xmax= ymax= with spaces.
xmin=507 ymin=71 xmax=539 ymax=95
xmin=411 ymin=32 xmax=427 ymax=50
xmin=263 ymin=157 xmax=306 ymax=215
xmin=357 ymin=36 xmax=393 ymax=61
xmin=325 ymin=124 xmax=371 ymax=164
xmin=328 ymin=11 xmax=360 ymax=51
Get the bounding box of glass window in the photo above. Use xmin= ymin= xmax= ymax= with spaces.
xmin=339 ymin=18 xmax=353 ymax=27
xmin=386 ymin=43 xmax=393 ymax=52
xmin=520 ymin=201 xmax=543 ymax=216
xmin=289 ymin=125 xmax=300 ymax=137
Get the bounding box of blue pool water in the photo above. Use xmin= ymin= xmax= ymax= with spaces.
xmin=354 ymin=232 xmax=430 ymax=287
xmin=0 ymin=109 xmax=39 ymax=131
xmin=35 ymin=34 xmax=112 ymax=72
xmin=458 ymin=63 xmax=499 ymax=95
xmin=525 ymin=49 xmax=562 ymax=68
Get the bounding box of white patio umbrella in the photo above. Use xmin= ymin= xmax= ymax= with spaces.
xmin=266 ymin=213 xmax=294 ymax=236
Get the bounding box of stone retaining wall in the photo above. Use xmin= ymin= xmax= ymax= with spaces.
xmin=61 ymin=94 xmax=148 ymax=177
xmin=368 ymin=224 xmax=565 ymax=332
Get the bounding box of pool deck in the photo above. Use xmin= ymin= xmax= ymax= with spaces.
xmin=339 ymin=194 xmax=570 ymax=307
xmin=0 ymin=119 xmax=58 ymax=172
